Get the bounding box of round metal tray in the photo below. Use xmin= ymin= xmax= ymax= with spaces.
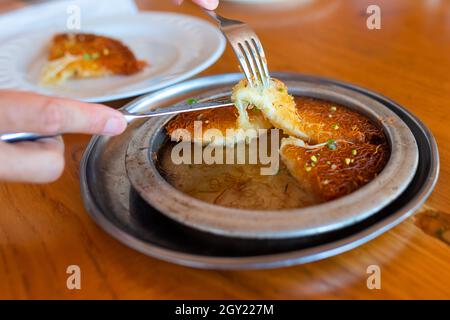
xmin=80 ymin=73 xmax=439 ymax=269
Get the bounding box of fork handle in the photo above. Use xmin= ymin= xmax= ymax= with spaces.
xmin=0 ymin=132 xmax=59 ymax=143
xmin=203 ymin=9 xmax=219 ymax=22
xmin=203 ymin=9 xmax=241 ymax=27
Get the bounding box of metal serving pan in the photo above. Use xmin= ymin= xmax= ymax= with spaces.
xmin=124 ymin=80 xmax=418 ymax=239
xmin=80 ymin=73 xmax=439 ymax=269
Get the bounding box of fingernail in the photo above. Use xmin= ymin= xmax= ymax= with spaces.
xmin=103 ymin=117 xmax=126 ymax=136
xmin=173 ymin=0 xmax=183 ymax=5
xmin=209 ymin=0 xmax=219 ymax=6
xmin=196 ymin=0 xmax=219 ymax=10
xmin=209 ymin=0 xmax=220 ymax=10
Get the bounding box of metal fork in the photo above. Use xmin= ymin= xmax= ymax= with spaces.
xmin=204 ymin=10 xmax=270 ymax=88
xmin=0 ymin=98 xmax=235 ymax=143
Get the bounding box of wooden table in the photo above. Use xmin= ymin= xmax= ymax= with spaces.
xmin=1 ymin=0 xmax=450 ymax=299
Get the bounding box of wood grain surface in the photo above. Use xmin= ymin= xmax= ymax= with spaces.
xmin=1 ymin=0 xmax=450 ymax=299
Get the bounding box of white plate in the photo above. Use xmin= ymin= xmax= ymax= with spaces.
xmin=0 ymin=12 xmax=225 ymax=102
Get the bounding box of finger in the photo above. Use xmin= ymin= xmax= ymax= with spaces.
xmin=42 ymin=135 xmax=65 ymax=153
xmin=174 ymin=0 xmax=219 ymax=10
xmin=0 ymin=90 xmax=127 ymax=135
xmin=0 ymin=138 xmax=65 ymax=183
xmin=192 ymin=0 xmax=219 ymax=9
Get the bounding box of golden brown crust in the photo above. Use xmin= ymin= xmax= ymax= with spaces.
xmin=295 ymin=97 xmax=383 ymax=144
xmin=165 ymin=106 xmax=272 ymax=145
xmin=280 ymin=98 xmax=389 ymax=201
xmin=166 ymin=106 xmax=239 ymax=137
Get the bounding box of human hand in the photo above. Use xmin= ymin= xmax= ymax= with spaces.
xmin=173 ymin=0 xmax=219 ymax=10
xmin=0 ymin=90 xmax=127 ymax=183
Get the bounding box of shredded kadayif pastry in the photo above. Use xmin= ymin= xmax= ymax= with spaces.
xmin=279 ymin=97 xmax=389 ymax=201
xmin=166 ymin=78 xmax=389 ymax=201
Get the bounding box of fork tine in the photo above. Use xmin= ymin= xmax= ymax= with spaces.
xmin=230 ymin=42 xmax=255 ymax=87
xmin=238 ymin=42 xmax=259 ymax=86
xmin=244 ymin=39 xmax=267 ymax=87
xmin=251 ymin=37 xmax=270 ymax=85
xmin=203 ymin=10 xmax=271 ymax=88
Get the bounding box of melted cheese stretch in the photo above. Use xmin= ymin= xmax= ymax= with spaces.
xmin=40 ymin=55 xmax=80 ymax=84
xmin=281 ymin=136 xmax=328 ymax=150
xmin=231 ymin=78 xmax=308 ymax=140
xmin=40 ymin=54 xmax=111 ymax=84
